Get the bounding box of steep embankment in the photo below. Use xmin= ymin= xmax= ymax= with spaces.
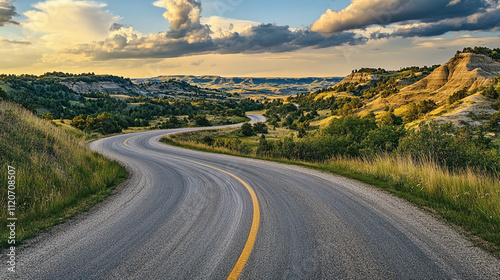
xmin=0 ymin=102 xmax=127 ymax=247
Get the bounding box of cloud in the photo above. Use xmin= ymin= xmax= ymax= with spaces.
xmin=0 ymin=0 xmax=18 ymax=26
xmin=12 ymin=0 xmax=368 ymax=63
xmin=311 ymin=0 xmax=490 ymax=34
xmin=201 ymin=16 xmax=259 ymax=38
xmin=70 ymin=23 xmax=366 ymax=60
xmin=214 ymin=24 xmax=365 ymax=54
xmin=0 ymin=38 xmax=30 ymax=45
xmin=386 ymin=4 xmax=500 ymax=37
xmin=160 ymin=0 xmax=211 ymax=41
xmin=153 ymin=0 xmax=166 ymax=8
xmin=22 ymin=0 xmax=119 ymax=45
xmin=191 ymin=59 xmax=203 ymax=66
xmin=64 ymin=0 xmax=368 ymax=60
xmin=110 ymin=23 xmax=127 ymax=31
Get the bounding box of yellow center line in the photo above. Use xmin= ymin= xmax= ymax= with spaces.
xmin=123 ymin=133 xmax=260 ymax=280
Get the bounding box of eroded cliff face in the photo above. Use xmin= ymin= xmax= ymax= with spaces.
xmin=401 ymin=53 xmax=500 ymax=95
xmin=61 ymin=81 xmax=148 ymax=95
xmin=337 ymin=72 xmax=380 ymax=85
xmin=359 ymin=53 xmax=500 ymax=127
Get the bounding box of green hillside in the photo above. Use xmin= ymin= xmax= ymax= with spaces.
xmin=0 ymin=101 xmax=127 ymax=247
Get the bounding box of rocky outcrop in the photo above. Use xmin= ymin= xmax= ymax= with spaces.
xmin=401 ymin=53 xmax=500 ymax=95
xmin=434 ymin=94 xmax=497 ymax=127
xmin=337 ymin=72 xmax=380 ymax=85
xmin=61 ymin=81 xmax=147 ymax=95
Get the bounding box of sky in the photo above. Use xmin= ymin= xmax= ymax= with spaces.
xmin=0 ymin=0 xmax=499 ymax=78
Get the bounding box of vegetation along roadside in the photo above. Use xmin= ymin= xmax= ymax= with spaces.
xmin=0 ymin=101 xmax=128 ymax=248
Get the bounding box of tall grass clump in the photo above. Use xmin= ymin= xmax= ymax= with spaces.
xmin=0 ymin=102 xmax=128 ymax=247
xmin=324 ymin=154 xmax=500 ymax=250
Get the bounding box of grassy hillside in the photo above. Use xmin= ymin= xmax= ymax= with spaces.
xmin=0 ymin=101 xmax=128 ymax=248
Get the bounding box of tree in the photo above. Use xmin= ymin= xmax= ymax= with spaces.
xmin=71 ymin=115 xmax=87 ymax=130
xmin=0 ymin=87 xmax=8 ymax=100
xmin=194 ymin=115 xmax=211 ymax=126
xmin=253 ymin=122 xmax=268 ymax=134
xmin=42 ymin=113 xmax=54 ymax=121
xmin=96 ymin=112 xmax=121 ymax=134
xmin=298 ymin=128 xmax=307 ymax=138
xmin=240 ymin=123 xmax=255 ymax=136
xmin=379 ymin=108 xmax=403 ymax=126
xmin=324 ymin=116 xmax=378 ymax=143
xmin=403 ymin=99 xmax=437 ymax=122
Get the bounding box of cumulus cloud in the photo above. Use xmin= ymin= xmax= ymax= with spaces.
xmin=64 ymin=0 xmax=367 ymax=60
xmin=22 ymin=0 xmax=119 ymax=45
xmin=70 ymin=23 xmax=366 ymax=60
xmin=110 ymin=23 xmax=127 ymax=32
xmin=311 ymin=0 xmax=489 ymax=34
xmin=201 ymin=16 xmax=259 ymax=38
xmin=214 ymin=24 xmax=365 ymax=54
xmin=160 ymin=0 xmax=211 ymax=41
xmin=0 ymin=0 xmax=18 ymax=26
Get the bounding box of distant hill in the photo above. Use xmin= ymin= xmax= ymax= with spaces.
xmin=132 ymin=76 xmax=343 ymax=95
xmin=0 ymin=72 xmax=234 ymax=117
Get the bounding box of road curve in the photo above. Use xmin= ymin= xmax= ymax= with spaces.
xmin=4 ymin=114 xmax=500 ymax=279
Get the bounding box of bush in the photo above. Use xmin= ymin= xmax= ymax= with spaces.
xmin=240 ymin=123 xmax=255 ymax=136
xmin=324 ymin=116 xmax=377 ymax=143
xmin=448 ymin=88 xmax=469 ymax=104
xmin=253 ymin=122 xmax=268 ymax=134
xmin=482 ymin=85 xmax=499 ymax=99
xmin=397 ymin=122 xmax=500 ymax=172
xmin=360 ymin=124 xmax=406 ymax=155
xmin=70 ymin=112 xmax=121 ymax=134
xmin=404 ymin=99 xmax=437 ymax=122
xmin=0 ymin=87 xmax=8 ymax=100
xmin=194 ymin=115 xmax=211 ymax=126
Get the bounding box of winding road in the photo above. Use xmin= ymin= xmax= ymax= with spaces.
xmin=5 ymin=114 xmax=500 ymax=279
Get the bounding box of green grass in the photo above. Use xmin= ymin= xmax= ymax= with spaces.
xmin=0 ymin=102 xmax=128 ymax=248
xmin=162 ymin=131 xmax=500 ymax=258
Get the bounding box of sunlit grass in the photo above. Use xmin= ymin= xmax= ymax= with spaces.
xmin=0 ymin=102 xmax=128 ymax=247
xmin=323 ymin=154 xmax=500 ymax=254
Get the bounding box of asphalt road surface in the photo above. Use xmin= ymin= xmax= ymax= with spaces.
xmin=4 ymin=114 xmax=500 ymax=279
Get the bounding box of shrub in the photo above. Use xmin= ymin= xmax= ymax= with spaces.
xmin=240 ymin=123 xmax=255 ymax=136
xmin=448 ymin=88 xmax=470 ymax=104
xmin=397 ymin=122 xmax=500 ymax=172
xmin=194 ymin=115 xmax=211 ymax=126
xmin=253 ymin=122 xmax=268 ymax=134
xmin=403 ymin=99 xmax=437 ymax=122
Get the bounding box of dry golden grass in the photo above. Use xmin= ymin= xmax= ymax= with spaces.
xmin=327 ymin=155 xmax=500 ymax=221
